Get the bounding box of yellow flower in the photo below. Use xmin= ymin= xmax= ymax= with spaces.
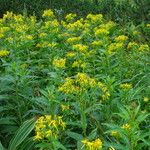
xmin=58 ymin=77 xmax=80 ymax=94
xmin=127 ymin=42 xmax=138 ymax=49
xmin=98 ymin=82 xmax=110 ymax=100
xmin=42 ymin=9 xmax=55 ymax=18
xmin=121 ymin=123 xmax=131 ymax=130
xmin=0 ymin=50 xmax=9 ymax=57
xmin=3 ymin=11 xmax=13 ymax=20
xmin=111 ymin=131 xmax=119 ymax=137
xmin=52 ymin=58 xmax=66 ymax=68
xmin=146 ymin=24 xmax=150 ymax=27
xmin=61 ymin=104 xmax=70 ymax=111
xmin=14 ymin=14 xmax=24 ymax=22
xmin=34 ymin=115 xmax=66 ymax=141
xmin=47 ymin=42 xmax=57 ymax=48
xmin=76 ymin=73 xmax=96 ymax=87
xmin=92 ymin=138 xmax=102 ymax=149
xmin=100 ymin=21 xmax=116 ymax=30
xmin=39 ymin=32 xmax=47 ymax=38
xmin=25 ymin=35 xmax=33 ymax=40
xmin=20 ymin=64 xmax=28 ymax=69
xmin=65 ymin=13 xmax=77 ymax=22
xmin=73 ymin=44 xmax=88 ymax=53
xmin=86 ymin=14 xmax=103 ymax=24
xmin=72 ymin=60 xmax=86 ymax=68
xmin=143 ymin=97 xmax=149 ymax=102
xmin=82 ymin=138 xmax=102 ymax=150
xmin=65 ymin=19 xmax=84 ymax=31
xmin=138 ymin=44 xmax=149 ymax=51
xmin=95 ymin=28 xmax=109 ymax=37
xmin=115 ymin=35 xmax=128 ymax=42
xmin=45 ymin=130 xmax=52 ymax=137
xmin=66 ymin=52 xmax=76 ymax=58
xmin=120 ymin=83 xmax=132 ymax=90
xmin=34 ymin=131 xmax=43 ymax=141
xmin=102 ymin=92 xmax=110 ymax=100
xmin=91 ymin=41 xmax=103 ymax=47
xmin=45 ymin=20 xmax=59 ymax=28
xmin=6 ymin=37 xmax=13 ymax=43
xmin=0 ymin=27 xmax=10 ymax=33
xmin=66 ymin=37 xmax=81 ymax=44
xmin=133 ymin=31 xmax=140 ymax=35
xmin=0 ymin=33 xmax=4 ymax=38
xmin=108 ymin=42 xmax=124 ymax=54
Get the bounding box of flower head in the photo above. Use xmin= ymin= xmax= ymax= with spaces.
xmin=0 ymin=50 xmax=9 ymax=57
xmin=82 ymin=138 xmax=102 ymax=150
xmin=53 ymin=58 xmax=66 ymax=68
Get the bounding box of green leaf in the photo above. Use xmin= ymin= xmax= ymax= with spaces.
xmin=0 ymin=117 xmax=16 ymax=125
xmin=8 ymin=118 xmax=35 ymax=150
xmin=54 ymin=140 xmax=67 ymax=150
xmin=18 ymin=137 xmax=35 ymax=150
xmin=66 ymin=131 xmax=83 ymax=141
xmin=0 ymin=142 xmax=5 ymax=150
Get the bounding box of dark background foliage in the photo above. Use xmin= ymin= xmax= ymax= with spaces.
xmin=0 ymin=0 xmax=150 ymax=24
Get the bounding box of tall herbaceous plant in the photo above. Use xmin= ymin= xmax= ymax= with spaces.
xmin=0 ymin=9 xmax=149 ymax=150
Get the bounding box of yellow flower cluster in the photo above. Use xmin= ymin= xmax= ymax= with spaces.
xmin=0 ymin=50 xmax=9 ymax=57
xmin=58 ymin=73 xmax=97 ymax=94
xmin=39 ymin=32 xmax=47 ymax=38
xmin=91 ymin=41 xmax=103 ymax=47
xmin=15 ymin=24 xmax=29 ymax=33
xmin=66 ymin=51 xmax=76 ymax=58
xmin=115 ymin=35 xmax=128 ymax=42
xmin=53 ymin=58 xmax=66 ymax=68
xmin=120 ymin=83 xmax=132 ymax=90
xmin=121 ymin=123 xmax=131 ymax=130
xmin=108 ymin=42 xmax=124 ymax=54
xmin=127 ymin=42 xmax=138 ymax=49
xmin=98 ymin=82 xmax=110 ymax=100
xmin=73 ymin=44 xmax=88 ymax=53
xmin=143 ymin=97 xmax=149 ymax=102
xmin=2 ymin=11 xmax=13 ymax=20
xmin=52 ymin=58 xmax=66 ymax=68
xmin=76 ymin=73 xmax=97 ymax=87
xmin=86 ymin=14 xmax=103 ymax=24
xmin=138 ymin=44 xmax=149 ymax=51
xmin=82 ymin=138 xmax=102 ymax=150
xmin=95 ymin=28 xmax=109 ymax=37
xmin=72 ymin=60 xmax=86 ymax=68
xmin=58 ymin=77 xmax=80 ymax=94
xmin=44 ymin=20 xmax=59 ymax=28
xmin=42 ymin=9 xmax=55 ymax=18
xmin=100 ymin=21 xmax=116 ymax=30
xmin=0 ymin=27 xmax=10 ymax=33
xmin=65 ymin=13 xmax=77 ymax=22
xmin=0 ymin=33 xmax=4 ymax=38
xmin=36 ymin=42 xmax=57 ymax=48
xmin=66 ymin=37 xmax=81 ymax=44
xmin=0 ymin=27 xmax=10 ymax=38
xmin=111 ymin=131 xmax=120 ymax=138
xmin=111 ymin=123 xmax=131 ymax=138
xmin=61 ymin=104 xmax=70 ymax=111
xmin=21 ymin=35 xmax=33 ymax=41
xmin=14 ymin=14 xmax=24 ymax=22
xmin=58 ymin=73 xmax=110 ymax=101
xmin=146 ymin=24 xmax=150 ymax=27
xmin=65 ymin=19 xmax=84 ymax=31
xmin=34 ymin=115 xmax=66 ymax=141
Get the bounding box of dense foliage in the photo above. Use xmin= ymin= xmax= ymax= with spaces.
xmin=0 ymin=9 xmax=150 ymax=150
xmin=0 ymin=0 xmax=150 ymax=24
